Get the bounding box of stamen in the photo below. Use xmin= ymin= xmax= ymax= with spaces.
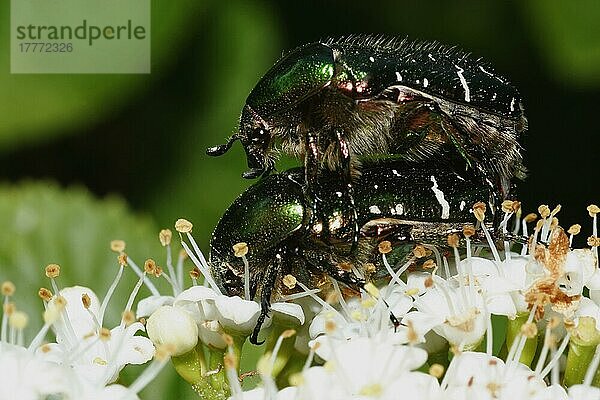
xmin=278 ymin=288 xmax=321 ymax=302
xmin=160 ymin=229 xmax=179 ymax=295
xmin=329 ymin=278 xmax=350 ymax=318
xmin=510 ymin=303 xmax=538 ymax=365
xmin=423 ymin=245 xmax=443 ymax=274
xmin=224 ymin=352 xmax=243 ymax=399
xmin=534 ymin=324 xmax=555 ymax=374
xmin=179 ymin=239 xmax=220 ymax=293
xmin=99 ymin=263 xmax=125 ymax=327
xmin=127 ymin=347 xmax=172 ymax=395
xmin=568 ymin=224 xmax=581 ymax=248
xmin=303 ymin=342 xmax=319 ymax=371
xmin=45 ymin=264 xmax=61 ymax=295
xmin=233 ymin=243 xmax=251 ymax=301
xmin=177 ymin=250 xmax=186 ymax=290
xmin=539 ymin=332 xmax=571 ymax=378
xmin=125 ymin=257 xmax=161 ymax=296
xmin=481 ymin=223 xmax=502 ymax=263
xmin=269 ymin=330 xmax=296 ymax=370
xmin=296 ymin=281 xmax=340 ymax=316
xmin=381 ymin=253 xmax=405 ymax=287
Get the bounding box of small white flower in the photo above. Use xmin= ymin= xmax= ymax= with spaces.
xmin=443 ymin=352 xmax=547 ymax=399
xmin=40 ymin=286 xmax=155 ymax=385
xmin=410 ymin=278 xmax=488 ymax=350
xmin=0 ymin=343 xmax=80 ymax=400
xmin=558 ymin=249 xmax=596 ymax=296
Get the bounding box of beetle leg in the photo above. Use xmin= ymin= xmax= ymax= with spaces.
xmin=302 ymin=131 xmax=328 ymax=236
xmin=250 ymin=252 xmax=282 ymax=345
xmin=334 ymin=129 xmax=360 ymax=254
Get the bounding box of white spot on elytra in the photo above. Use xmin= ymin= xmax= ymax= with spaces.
xmin=369 ymin=56 xmax=375 ymax=62
xmin=423 ymin=78 xmax=429 ymax=87
xmin=336 ymin=191 xmax=343 ymax=198
xmin=395 ymin=204 xmax=404 ymax=215
xmin=369 ymin=205 xmax=381 ymax=214
xmin=428 ymin=53 xmax=436 ymax=61
xmin=395 ymin=71 xmax=403 ymax=81
xmin=430 ymin=176 xmax=450 ymax=219
xmin=510 ymin=98 xmax=516 ymax=112
xmin=492 ymin=93 xmax=497 ymax=101
xmin=479 ymin=65 xmax=493 ymax=77
xmin=392 ymin=169 xmax=401 ymax=177
xmin=455 ymin=65 xmax=470 ymax=103
xmin=460 ymin=200 xmax=466 ymax=211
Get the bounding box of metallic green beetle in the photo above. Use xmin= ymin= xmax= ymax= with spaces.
xmin=210 ymin=160 xmax=498 ymax=344
xmin=207 ymin=35 xmax=527 ymax=199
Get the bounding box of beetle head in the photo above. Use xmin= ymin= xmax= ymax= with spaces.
xmin=206 ymin=105 xmax=274 ymax=179
xmin=238 ymin=105 xmax=275 ymax=179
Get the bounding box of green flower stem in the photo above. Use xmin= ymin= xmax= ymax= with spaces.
xmin=264 ymin=323 xmax=297 ymax=378
xmin=190 ymin=379 xmax=228 ymax=400
xmin=207 ymin=348 xmax=229 ymax=394
xmin=564 ymin=317 xmax=600 ymax=387
xmin=506 ymin=313 xmax=537 ymax=366
xmin=171 ymin=342 xmax=206 ymax=385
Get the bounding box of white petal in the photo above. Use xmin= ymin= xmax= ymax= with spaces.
xmin=136 ymin=295 xmax=174 ymax=318
xmin=486 ymin=293 xmax=517 ymax=318
xmin=174 ymin=285 xmax=219 ymax=322
xmin=56 ymin=286 xmax=100 ymax=340
xmin=271 ymin=302 xmax=305 ymax=326
xmin=215 ymin=295 xmax=261 ymax=334
xmin=198 ymin=320 xmax=227 ymax=349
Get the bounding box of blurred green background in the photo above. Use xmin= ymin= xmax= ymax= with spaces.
xmin=0 ymin=0 xmax=599 ymax=398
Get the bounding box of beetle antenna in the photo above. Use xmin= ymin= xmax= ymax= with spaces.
xmin=206 ymin=134 xmax=239 ymax=156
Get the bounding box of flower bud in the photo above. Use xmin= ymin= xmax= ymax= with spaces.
xmin=146 ymin=306 xmax=198 ymax=356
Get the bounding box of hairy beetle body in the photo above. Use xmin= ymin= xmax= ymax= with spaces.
xmin=209 ymin=35 xmax=527 ymax=197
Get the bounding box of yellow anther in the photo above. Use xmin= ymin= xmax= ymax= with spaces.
xmin=282 ymin=274 xmax=297 ymax=289
xmin=588 ymin=204 xmax=600 ymax=217
xmin=110 ymin=240 xmax=126 ymax=253
xmin=1 ymin=281 xmax=15 ymax=296
xmin=429 ymin=363 xmax=445 ymax=378
xmin=45 ymin=264 xmax=60 ymax=278
xmin=473 ymin=202 xmax=486 ymax=222
xmin=159 ymin=229 xmax=172 ymax=246
xmin=568 ymin=224 xmax=582 ymax=235
xmin=233 ymin=242 xmax=248 ymax=257
xmin=538 ymin=205 xmax=551 ymax=219
xmin=175 ymin=218 xmax=193 ymax=233
xmin=378 ymin=240 xmax=392 ymax=254
xmin=81 ymin=293 xmax=91 ymax=309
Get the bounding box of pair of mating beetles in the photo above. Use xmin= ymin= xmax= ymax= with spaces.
xmin=207 ymin=35 xmax=527 ymax=343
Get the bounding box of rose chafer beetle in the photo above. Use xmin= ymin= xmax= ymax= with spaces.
xmin=207 ymin=35 xmax=527 ymax=198
xmin=209 ymin=159 xmax=499 ymax=344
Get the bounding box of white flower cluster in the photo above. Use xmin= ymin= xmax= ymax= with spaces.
xmin=0 ymin=249 xmax=173 ymax=400
xmin=137 ymin=204 xmax=600 ymax=399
